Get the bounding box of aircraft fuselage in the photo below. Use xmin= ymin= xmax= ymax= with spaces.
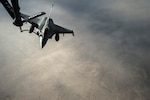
xmin=37 ymin=17 xmax=57 ymax=48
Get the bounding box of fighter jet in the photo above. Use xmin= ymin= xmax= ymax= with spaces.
xmin=21 ymin=4 xmax=74 ymax=48
xmin=0 ymin=0 xmax=46 ymax=31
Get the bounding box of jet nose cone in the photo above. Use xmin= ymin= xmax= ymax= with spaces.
xmin=39 ymin=36 xmax=43 ymax=49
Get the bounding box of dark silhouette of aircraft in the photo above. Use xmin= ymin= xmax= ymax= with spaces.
xmin=0 ymin=0 xmax=46 ymax=31
xmin=21 ymin=4 xmax=74 ymax=48
xmin=10 ymin=0 xmax=23 ymax=27
xmin=1 ymin=0 xmax=23 ymax=28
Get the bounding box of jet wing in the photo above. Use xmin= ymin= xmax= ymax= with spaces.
xmin=54 ymin=24 xmax=74 ymax=36
xmin=20 ymin=12 xmax=46 ymax=28
xmin=21 ymin=13 xmax=39 ymax=27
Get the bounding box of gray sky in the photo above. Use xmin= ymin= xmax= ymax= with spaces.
xmin=0 ymin=0 xmax=150 ymax=100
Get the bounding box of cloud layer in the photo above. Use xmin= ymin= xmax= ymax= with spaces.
xmin=0 ymin=0 xmax=150 ymax=100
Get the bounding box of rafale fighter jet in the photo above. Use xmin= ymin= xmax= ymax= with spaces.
xmin=21 ymin=4 xmax=74 ymax=48
xmin=0 ymin=0 xmax=46 ymax=31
